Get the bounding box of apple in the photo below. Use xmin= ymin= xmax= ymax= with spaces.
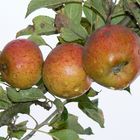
xmin=0 ymin=39 xmax=43 ymax=89
xmin=43 ymin=43 xmax=92 ymax=99
xmin=83 ymin=24 xmax=140 ymax=89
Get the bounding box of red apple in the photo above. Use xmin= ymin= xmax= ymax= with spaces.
xmin=0 ymin=39 xmax=43 ymax=89
xmin=83 ymin=24 xmax=140 ymax=89
xmin=43 ymin=43 xmax=92 ymax=99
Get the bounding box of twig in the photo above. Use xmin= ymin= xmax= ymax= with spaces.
xmin=106 ymin=0 xmax=116 ymax=24
xmin=21 ymin=100 xmax=68 ymax=140
xmin=46 ymin=43 xmax=53 ymax=50
xmin=28 ymin=114 xmax=38 ymax=126
xmin=22 ymin=110 xmax=57 ymax=140
xmin=27 ymin=128 xmax=49 ymax=135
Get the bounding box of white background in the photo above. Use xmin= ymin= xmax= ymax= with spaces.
xmin=1 ymin=0 xmax=140 ymax=140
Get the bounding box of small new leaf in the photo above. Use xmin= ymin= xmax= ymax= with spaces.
xmin=8 ymin=121 xmax=28 ymax=139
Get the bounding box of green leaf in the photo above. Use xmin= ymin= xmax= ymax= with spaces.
xmin=8 ymin=121 xmax=28 ymax=139
xmin=64 ymin=2 xmax=82 ymax=24
xmin=64 ymin=114 xmax=93 ymax=135
xmin=16 ymin=25 xmax=34 ymax=38
xmin=60 ymin=22 xmax=88 ymax=42
xmin=49 ymin=129 xmax=80 ymax=140
xmin=112 ymin=0 xmax=125 ymax=17
xmin=86 ymin=87 xmax=99 ymax=97
xmin=60 ymin=27 xmax=80 ymax=42
xmin=49 ymin=107 xmax=68 ymax=129
xmin=80 ymin=17 xmax=92 ymax=34
xmin=54 ymin=98 xmax=64 ymax=114
xmin=26 ymin=0 xmax=82 ymax=17
xmin=83 ymin=127 xmax=93 ymax=135
xmin=16 ymin=16 xmax=56 ymax=37
xmin=0 ymin=86 xmax=12 ymax=110
xmin=136 ymin=0 xmax=140 ymax=5
xmin=84 ymin=0 xmax=105 ymax=29
xmin=111 ymin=0 xmax=127 ymax=24
xmin=133 ymin=27 xmax=140 ymax=34
xmin=0 ymin=103 xmax=30 ymax=127
xmin=83 ymin=2 xmax=96 ymax=27
xmin=75 ymin=95 xmax=104 ymax=127
xmin=28 ymin=34 xmax=47 ymax=46
xmin=0 ymin=137 xmax=6 ymax=140
xmin=94 ymin=14 xmax=105 ymax=29
xmin=7 ymin=87 xmax=44 ymax=102
xmin=85 ymin=0 xmax=106 ymax=20
xmin=111 ymin=15 xmax=126 ymax=24
xmin=50 ymin=112 xmax=93 ymax=135
xmin=33 ymin=15 xmax=56 ymax=35
xmin=79 ymin=104 xmax=104 ymax=128
xmin=124 ymin=0 xmax=140 ymax=26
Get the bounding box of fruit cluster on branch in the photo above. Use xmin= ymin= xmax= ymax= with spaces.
xmin=1 ymin=0 xmax=140 ymax=140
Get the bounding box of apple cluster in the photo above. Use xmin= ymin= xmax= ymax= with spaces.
xmin=0 ymin=24 xmax=140 ymax=99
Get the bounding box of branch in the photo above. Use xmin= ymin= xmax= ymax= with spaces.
xmin=22 ymin=110 xmax=57 ymax=140
xmin=105 ymin=0 xmax=116 ymax=24
xmin=21 ymin=100 xmax=68 ymax=140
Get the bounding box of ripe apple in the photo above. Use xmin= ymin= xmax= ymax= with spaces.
xmin=43 ymin=43 xmax=92 ymax=99
xmin=0 ymin=39 xmax=43 ymax=89
xmin=83 ymin=24 xmax=140 ymax=89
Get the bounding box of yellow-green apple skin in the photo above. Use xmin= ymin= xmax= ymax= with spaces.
xmin=0 ymin=39 xmax=43 ymax=89
xmin=43 ymin=43 xmax=92 ymax=99
xmin=83 ymin=24 xmax=140 ymax=89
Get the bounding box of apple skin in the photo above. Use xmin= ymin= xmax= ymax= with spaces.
xmin=0 ymin=39 xmax=43 ymax=89
xmin=83 ymin=24 xmax=140 ymax=89
xmin=43 ymin=43 xmax=92 ymax=99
